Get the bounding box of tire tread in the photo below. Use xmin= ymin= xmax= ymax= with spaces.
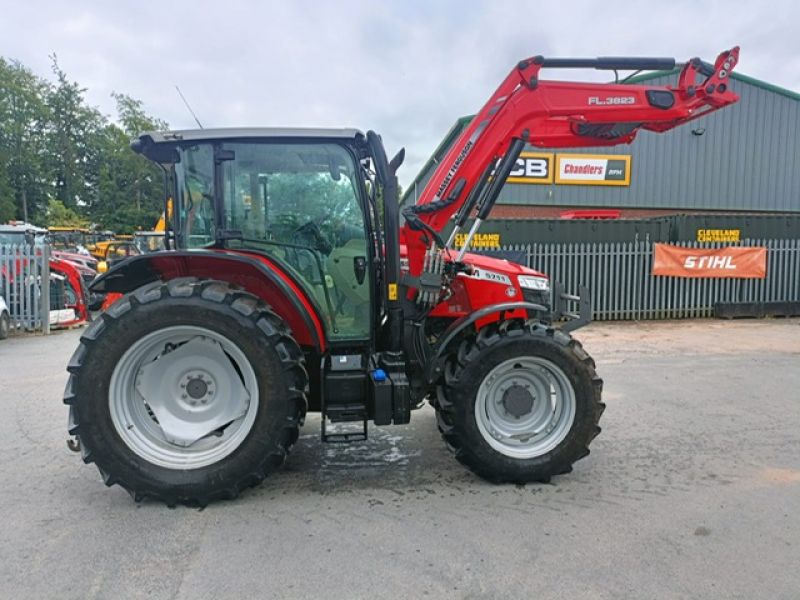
xmin=435 ymin=319 xmax=604 ymax=484
xmin=64 ymin=277 xmax=308 ymax=507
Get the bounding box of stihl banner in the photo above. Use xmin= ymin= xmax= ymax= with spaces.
xmin=653 ymin=244 xmax=767 ymax=278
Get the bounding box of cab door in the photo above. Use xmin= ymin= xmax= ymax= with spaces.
xmin=217 ymin=142 xmax=373 ymax=342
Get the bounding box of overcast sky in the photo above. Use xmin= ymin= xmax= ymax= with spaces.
xmin=3 ymin=0 xmax=799 ymax=185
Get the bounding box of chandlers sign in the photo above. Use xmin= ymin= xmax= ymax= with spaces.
xmin=652 ymin=244 xmax=767 ymax=279
xmin=504 ymin=152 xmax=631 ymax=186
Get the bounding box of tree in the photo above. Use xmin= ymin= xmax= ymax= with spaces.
xmin=44 ymin=55 xmax=105 ymax=213
xmin=0 ymin=58 xmax=51 ymax=222
xmin=45 ymin=198 xmax=89 ymax=227
xmin=88 ymin=93 xmax=168 ymax=232
xmin=0 ymin=161 xmax=15 ymax=222
xmin=0 ymin=55 xmax=169 ymax=232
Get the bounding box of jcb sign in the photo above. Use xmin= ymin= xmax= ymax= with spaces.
xmin=503 ymin=152 xmax=631 ymax=186
xmin=506 ymin=152 xmax=554 ymax=184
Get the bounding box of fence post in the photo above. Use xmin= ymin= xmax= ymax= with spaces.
xmin=41 ymin=243 xmax=50 ymax=335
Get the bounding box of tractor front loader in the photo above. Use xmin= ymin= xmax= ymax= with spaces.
xmin=65 ymin=48 xmax=740 ymax=505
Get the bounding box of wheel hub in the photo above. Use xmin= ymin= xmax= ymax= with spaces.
xmin=502 ymin=384 xmax=535 ymax=418
xmin=184 ymin=373 xmax=213 ymax=404
xmin=475 ymin=356 xmax=577 ymax=459
xmin=109 ymin=325 xmax=260 ymax=470
xmin=134 ymin=336 xmax=251 ymax=447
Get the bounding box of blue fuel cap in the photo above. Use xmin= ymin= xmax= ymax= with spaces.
xmin=372 ymin=369 xmax=387 ymax=382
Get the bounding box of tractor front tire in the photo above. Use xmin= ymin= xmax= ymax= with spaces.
xmin=64 ymin=278 xmax=308 ymax=506
xmin=436 ymin=320 xmax=603 ymax=483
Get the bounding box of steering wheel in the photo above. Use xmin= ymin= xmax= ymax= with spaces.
xmin=290 ymin=220 xmax=332 ymax=255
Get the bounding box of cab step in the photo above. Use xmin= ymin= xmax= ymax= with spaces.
xmin=321 ymin=354 xmax=369 ymax=443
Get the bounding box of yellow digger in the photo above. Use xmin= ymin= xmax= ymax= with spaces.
xmin=96 ymin=204 xmax=170 ymax=273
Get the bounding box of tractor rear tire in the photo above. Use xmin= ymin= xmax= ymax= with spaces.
xmin=64 ymin=278 xmax=308 ymax=506
xmin=435 ymin=320 xmax=603 ymax=483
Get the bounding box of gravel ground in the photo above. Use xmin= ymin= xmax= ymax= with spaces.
xmin=1 ymin=318 xmax=798 ymax=599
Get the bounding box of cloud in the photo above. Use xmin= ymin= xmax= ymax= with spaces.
xmin=2 ymin=0 xmax=798 ymax=186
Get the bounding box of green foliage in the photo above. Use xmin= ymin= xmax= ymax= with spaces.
xmin=0 ymin=57 xmax=51 ymax=223
xmin=0 ymin=55 xmax=168 ymax=232
xmin=91 ymin=94 xmax=167 ymax=233
xmin=0 ymin=161 xmax=14 ymax=222
xmin=45 ymin=198 xmax=88 ymax=227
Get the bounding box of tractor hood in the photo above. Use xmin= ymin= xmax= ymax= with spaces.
xmin=399 ymin=244 xmax=547 ymax=279
xmin=456 ymin=250 xmax=546 ymax=279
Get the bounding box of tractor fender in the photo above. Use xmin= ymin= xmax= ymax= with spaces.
xmin=425 ymin=301 xmax=548 ymax=383
xmin=90 ymin=250 xmax=326 ymax=351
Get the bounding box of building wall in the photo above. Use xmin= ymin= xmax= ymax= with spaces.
xmin=497 ymin=73 xmax=800 ymax=212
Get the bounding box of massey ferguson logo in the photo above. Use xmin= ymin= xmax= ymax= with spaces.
xmin=465 ymin=268 xmax=512 ymax=285
xmin=684 ymin=256 xmax=736 ymax=270
xmin=436 ymin=139 xmax=473 ymax=198
xmin=588 ymin=96 xmax=636 ymax=106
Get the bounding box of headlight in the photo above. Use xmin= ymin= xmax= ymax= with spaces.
xmin=518 ymin=275 xmax=549 ymax=291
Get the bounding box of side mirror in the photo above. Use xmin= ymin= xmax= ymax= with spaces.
xmin=388 ymin=148 xmax=405 ymax=176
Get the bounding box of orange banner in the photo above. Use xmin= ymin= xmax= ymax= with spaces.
xmin=653 ymin=244 xmax=767 ymax=278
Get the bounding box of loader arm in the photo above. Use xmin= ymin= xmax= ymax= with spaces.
xmin=401 ymin=47 xmax=740 ymax=272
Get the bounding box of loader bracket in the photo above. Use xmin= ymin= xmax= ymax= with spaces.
xmin=551 ymin=283 xmax=592 ymax=333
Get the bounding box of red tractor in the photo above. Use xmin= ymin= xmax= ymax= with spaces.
xmin=66 ymin=48 xmax=740 ymax=505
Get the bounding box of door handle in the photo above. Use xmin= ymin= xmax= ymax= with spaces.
xmin=353 ymin=256 xmax=367 ymax=285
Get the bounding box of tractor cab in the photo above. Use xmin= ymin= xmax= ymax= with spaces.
xmin=96 ymin=241 xmax=142 ymax=274
xmin=48 ymin=227 xmax=91 ymax=253
xmin=133 ymin=231 xmax=166 ymax=254
xmin=133 ymin=128 xmax=377 ymax=343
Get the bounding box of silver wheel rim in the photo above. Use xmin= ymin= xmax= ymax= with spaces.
xmin=109 ymin=325 xmax=259 ymax=470
xmin=475 ymin=356 xmax=576 ymax=459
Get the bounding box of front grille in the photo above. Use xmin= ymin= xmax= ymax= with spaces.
xmin=522 ymin=288 xmax=551 ymax=323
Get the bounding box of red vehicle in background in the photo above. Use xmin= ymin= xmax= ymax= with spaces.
xmin=0 ymin=224 xmax=89 ymax=328
xmin=47 ymin=254 xmax=90 ymax=327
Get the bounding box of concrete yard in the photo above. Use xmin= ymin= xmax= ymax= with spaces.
xmin=1 ymin=319 xmax=798 ymax=599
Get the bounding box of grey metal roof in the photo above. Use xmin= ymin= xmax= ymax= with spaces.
xmin=137 ymin=127 xmax=364 ymax=145
xmin=0 ymin=224 xmax=46 ymax=233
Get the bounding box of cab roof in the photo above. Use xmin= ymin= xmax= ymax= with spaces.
xmin=132 ymin=127 xmax=366 ymax=162
xmin=0 ymin=223 xmax=47 ymax=234
xmin=138 ymin=127 xmax=364 ymax=143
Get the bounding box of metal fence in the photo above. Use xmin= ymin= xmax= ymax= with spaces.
xmin=502 ymin=238 xmax=800 ymax=321
xmin=0 ymin=244 xmax=50 ymax=333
